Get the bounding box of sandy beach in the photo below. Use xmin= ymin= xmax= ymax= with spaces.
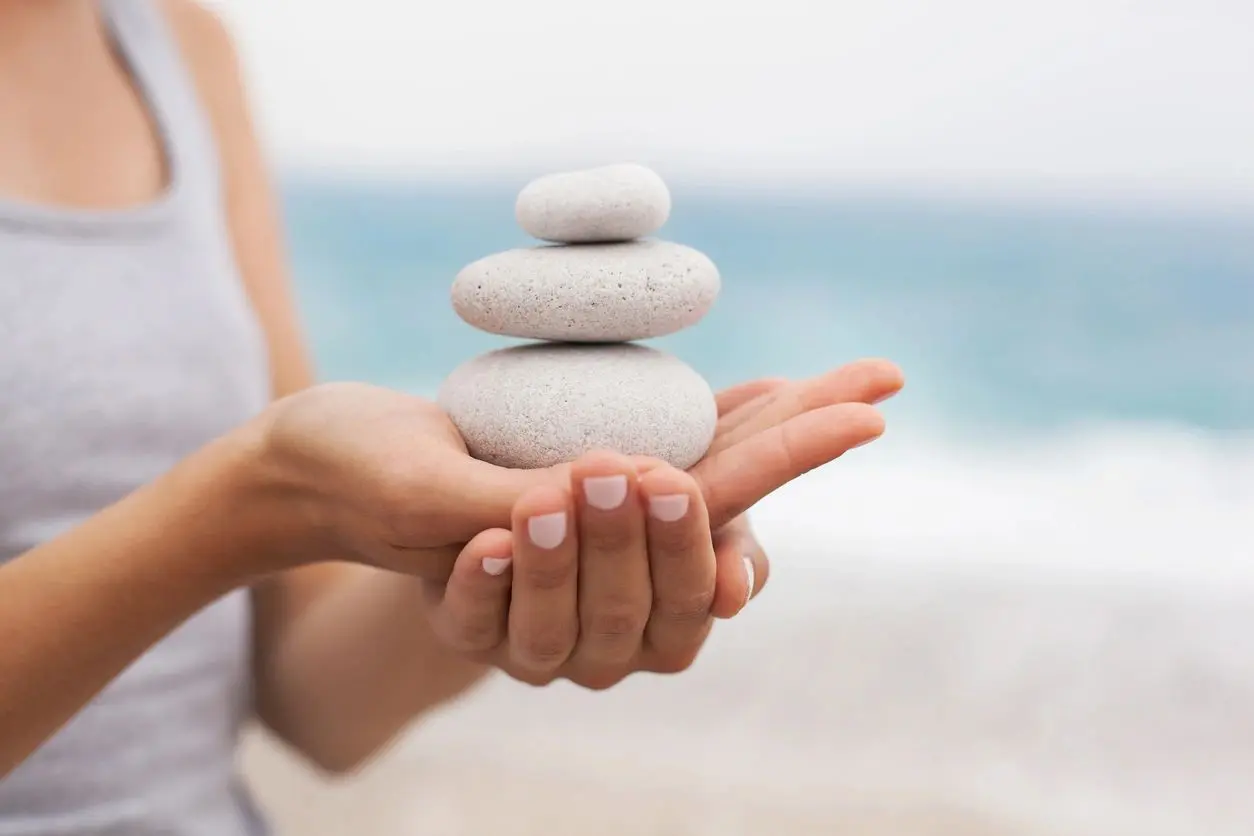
xmin=239 ymin=567 xmax=1254 ymax=836
xmin=242 ymin=737 xmax=1029 ymax=835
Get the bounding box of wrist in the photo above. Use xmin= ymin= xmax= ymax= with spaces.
xmin=190 ymin=411 xmax=323 ymax=578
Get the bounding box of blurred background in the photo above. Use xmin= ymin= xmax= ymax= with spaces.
xmin=213 ymin=1 xmax=1254 ymax=834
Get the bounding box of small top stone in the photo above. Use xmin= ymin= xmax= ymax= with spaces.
xmin=515 ymin=163 xmax=671 ymax=244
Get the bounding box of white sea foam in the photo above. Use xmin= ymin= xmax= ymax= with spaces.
xmin=749 ymin=419 xmax=1254 ymax=595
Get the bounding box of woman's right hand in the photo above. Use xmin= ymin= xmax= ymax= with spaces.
xmin=252 ymin=381 xmax=538 ymax=576
xmin=252 ymin=358 xmax=899 ymax=579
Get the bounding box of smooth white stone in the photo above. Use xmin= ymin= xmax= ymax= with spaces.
xmin=438 ymin=343 xmax=717 ymax=469
xmin=451 ymin=240 xmax=720 ymax=342
xmin=515 ymin=164 xmax=672 ymax=243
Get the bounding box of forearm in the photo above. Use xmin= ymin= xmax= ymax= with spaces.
xmin=0 ymin=428 xmax=277 ymax=777
xmin=252 ymin=566 xmax=492 ymax=774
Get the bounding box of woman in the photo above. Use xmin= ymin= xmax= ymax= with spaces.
xmin=0 ymin=1 xmax=902 ymax=833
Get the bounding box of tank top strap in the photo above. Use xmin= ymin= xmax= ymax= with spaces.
xmin=98 ymin=0 xmax=225 ymax=216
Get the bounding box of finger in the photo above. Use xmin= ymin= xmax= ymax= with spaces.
xmin=627 ymin=455 xmax=670 ymax=475
xmin=715 ymin=378 xmax=790 ymax=416
xmin=378 ymin=541 xmax=462 ymax=583
xmin=710 ymin=523 xmax=769 ymax=619
xmin=508 ymin=485 xmax=579 ymax=675
xmin=696 ymin=401 xmax=886 ymax=530
xmin=568 ymin=451 xmax=651 ymax=671
xmin=638 ymin=465 xmax=715 ymax=671
xmin=714 ymin=359 xmax=903 ymax=453
xmin=427 ymin=528 xmax=514 ymax=653
xmin=714 ymin=389 xmax=779 ymax=441
xmin=419 ymin=450 xmax=571 ymax=545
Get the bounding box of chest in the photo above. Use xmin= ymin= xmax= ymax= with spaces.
xmin=0 ymin=14 xmax=166 ymax=210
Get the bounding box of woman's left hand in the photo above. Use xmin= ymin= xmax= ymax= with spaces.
xmin=418 ymin=360 xmax=903 ymax=688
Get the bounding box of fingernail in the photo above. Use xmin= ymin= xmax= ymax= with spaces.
xmin=648 ymin=494 xmax=689 ymax=522
xmin=482 ymin=557 xmax=512 ymax=576
xmin=528 ymin=512 xmax=567 ymax=550
xmin=742 ymin=556 xmax=756 ymax=608
xmin=583 ymin=475 xmax=628 ymax=511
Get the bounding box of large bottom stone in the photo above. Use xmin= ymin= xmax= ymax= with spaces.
xmin=438 ymin=343 xmax=717 ymax=470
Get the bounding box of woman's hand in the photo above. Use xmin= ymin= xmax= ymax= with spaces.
xmin=254 ymin=358 xmax=902 ymax=579
xmin=420 ymin=451 xmax=728 ymax=689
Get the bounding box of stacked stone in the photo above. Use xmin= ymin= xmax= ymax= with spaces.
xmin=438 ymin=164 xmax=721 ymax=470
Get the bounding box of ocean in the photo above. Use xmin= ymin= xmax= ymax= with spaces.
xmin=283 ymin=181 xmax=1254 ymax=432
xmin=246 ymin=179 xmax=1254 ymax=835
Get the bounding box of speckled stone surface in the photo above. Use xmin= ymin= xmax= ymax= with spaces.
xmin=515 ymin=164 xmax=672 ymax=244
xmin=438 ymin=343 xmax=717 ymax=469
xmin=451 ymin=240 xmax=720 ymax=342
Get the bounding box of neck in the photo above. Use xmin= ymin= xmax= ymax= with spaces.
xmin=0 ymin=1 xmax=102 ymax=61
xmin=0 ymin=1 xmax=114 ymax=97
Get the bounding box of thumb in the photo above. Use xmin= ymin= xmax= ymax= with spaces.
xmin=421 ymin=449 xmax=569 ymax=544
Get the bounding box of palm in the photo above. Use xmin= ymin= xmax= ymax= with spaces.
xmin=322 ymin=358 xmax=901 ymax=575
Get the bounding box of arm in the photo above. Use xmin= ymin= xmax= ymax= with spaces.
xmin=0 ymin=428 xmax=282 ymax=777
xmin=0 ymin=2 xmax=484 ymax=777
xmin=164 ymin=1 xmax=490 ymax=775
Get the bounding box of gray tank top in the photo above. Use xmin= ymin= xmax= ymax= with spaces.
xmin=0 ymin=1 xmax=272 ymax=833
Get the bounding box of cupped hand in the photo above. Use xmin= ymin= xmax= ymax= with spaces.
xmin=420 ymin=450 xmax=742 ymax=689
xmin=258 ymin=357 xmax=902 ymax=579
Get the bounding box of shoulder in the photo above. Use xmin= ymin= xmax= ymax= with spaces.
xmin=151 ymin=0 xmax=269 ymax=217
xmin=158 ymin=0 xmax=241 ymax=79
xmin=156 ymin=0 xmax=253 ymax=145
xmin=153 ymin=1 xmax=317 ymax=397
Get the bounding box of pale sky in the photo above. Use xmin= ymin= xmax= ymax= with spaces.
xmin=214 ymin=0 xmax=1254 ymax=200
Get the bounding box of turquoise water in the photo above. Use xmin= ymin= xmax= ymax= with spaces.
xmin=282 ymin=181 xmax=1254 ymax=438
